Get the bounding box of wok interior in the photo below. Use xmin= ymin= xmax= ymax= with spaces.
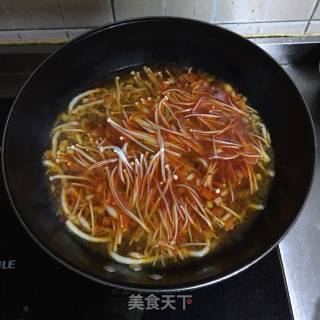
xmin=3 ymin=18 xmax=314 ymax=290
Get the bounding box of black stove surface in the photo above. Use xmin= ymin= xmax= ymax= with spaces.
xmin=0 ymin=45 xmax=295 ymax=320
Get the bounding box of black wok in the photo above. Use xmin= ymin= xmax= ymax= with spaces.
xmin=2 ymin=17 xmax=315 ymax=291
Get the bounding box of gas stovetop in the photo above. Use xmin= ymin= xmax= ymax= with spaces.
xmin=1 ymin=40 xmax=320 ymax=320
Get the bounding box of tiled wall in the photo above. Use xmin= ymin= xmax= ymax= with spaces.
xmin=1 ymin=0 xmax=320 ymax=43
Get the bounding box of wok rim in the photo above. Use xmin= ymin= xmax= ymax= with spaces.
xmin=1 ymin=16 xmax=317 ymax=292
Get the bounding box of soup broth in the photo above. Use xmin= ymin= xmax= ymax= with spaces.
xmin=43 ymin=66 xmax=274 ymax=268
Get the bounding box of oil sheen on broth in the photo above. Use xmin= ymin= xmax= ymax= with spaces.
xmin=43 ymin=66 xmax=274 ymax=269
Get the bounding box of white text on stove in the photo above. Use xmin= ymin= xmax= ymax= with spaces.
xmin=0 ymin=260 xmax=16 ymax=269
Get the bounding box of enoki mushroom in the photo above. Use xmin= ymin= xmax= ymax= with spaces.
xmin=43 ymin=66 xmax=274 ymax=268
